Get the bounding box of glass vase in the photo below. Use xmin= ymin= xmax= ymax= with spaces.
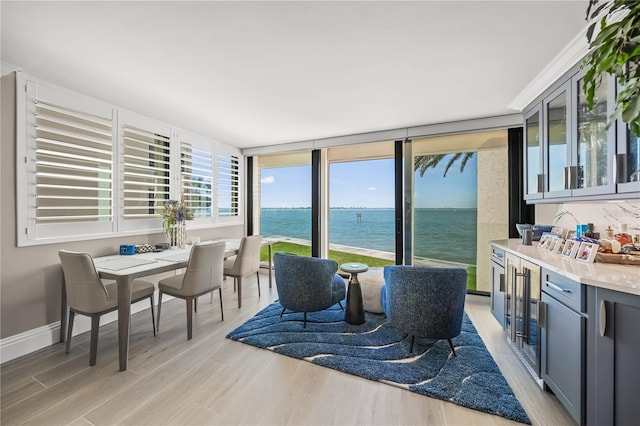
xmin=168 ymin=224 xmax=178 ymax=249
xmin=167 ymin=221 xmax=187 ymax=249
xmin=177 ymin=220 xmax=187 ymax=248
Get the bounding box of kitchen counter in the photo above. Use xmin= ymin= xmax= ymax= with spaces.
xmin=491 ymin=239 xmax=640 ymax=296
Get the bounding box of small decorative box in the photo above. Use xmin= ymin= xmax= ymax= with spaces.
xmin=119 ymin=245 xmax=136 ymax=255
xmin=135 ymin=244 xmax=154 ymax=254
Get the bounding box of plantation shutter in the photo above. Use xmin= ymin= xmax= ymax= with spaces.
xmin=20 ymin=80 xmax=116 ymax=244
xmin=17 ymin=73 xmax=245 ymax=245
xmin=121 ymin=114 xmax=171 ymax=230
xmin=180 ymin=137 xmax=213 ymax=219
xmin=217 ymin=151 xmax=240 ymax=218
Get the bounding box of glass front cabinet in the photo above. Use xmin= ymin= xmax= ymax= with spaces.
xmin=523 ymin=63 xmax=636 ymax=201
xmin=524 ymin=106 xmax=543 ymax=200
xmin=616 ymin=120 xmax=640 ymax=194
xmin=571 ymin=69 xmax=616 ymax=197
xmin=544 ymin=81 xmax=572 ymax=199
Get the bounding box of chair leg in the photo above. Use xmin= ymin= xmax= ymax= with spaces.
xmin=280 ymin=307 xmax=286 ymax=318
xmin=303 ymin=312 xmax=307 ymax=328
xmin=149 ymin=294 xmax=156 ymax=336
xmin=89 ymin=314 xmax=100 ymax=366
xmin=157 ymin=291 xmax=163 ymax=333
xmin=256 ymin=272 xmax=261 ymax=298
xmin=233 ymin=277 xmax=237 ymax=293
xmin=409 ymin=335 xmax=415 ymax=353
xmin=237 ymin=277 xmax=243 ymax=308
xmin=65 ymin=311 xmax=75 ymax=354
xmin=186 ymin=297 xmax=193 ymax=340
xmin=218 ymin=288 xmax=224 ymax=321
xmin=448 ymin=338 xmax=456 ymax=356
xmin=194 ymin=297 xmax=198 ymax=313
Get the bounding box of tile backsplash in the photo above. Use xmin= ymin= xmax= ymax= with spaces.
xmin=536 ymin=200 xmax=639 ymax=237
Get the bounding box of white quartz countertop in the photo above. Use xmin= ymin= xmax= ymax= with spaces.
xmin=491 ymin=239 xmax=640 ymax=296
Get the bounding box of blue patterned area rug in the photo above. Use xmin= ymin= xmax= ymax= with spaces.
xmin=227 ymin=301 xmax=531 ymax=424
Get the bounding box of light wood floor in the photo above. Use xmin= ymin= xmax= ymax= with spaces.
xmin=1 ymin=271 xmax=575 ymax=425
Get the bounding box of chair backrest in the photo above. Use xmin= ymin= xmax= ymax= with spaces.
xmin=59 ymin=250 xmax=112 ymax=314
xmin=274 ymin=252 xmax=338 ymax=312
xmin=228 ymin=235 xmax=262 ymax=276
xmin=181 ymin=241 xmax=226 ymax=295
xmin=382 ymin=265 xmax=467 ymax=339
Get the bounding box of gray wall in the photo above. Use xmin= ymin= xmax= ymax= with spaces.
xmin=0 ymin=72 xmax=243 ymax=340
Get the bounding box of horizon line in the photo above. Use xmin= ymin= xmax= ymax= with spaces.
xmin=260 ymin=206 xmax=478 ymax=209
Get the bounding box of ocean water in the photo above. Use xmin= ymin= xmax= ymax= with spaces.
xmin=260 ymin=208 xmax=477 ymax=265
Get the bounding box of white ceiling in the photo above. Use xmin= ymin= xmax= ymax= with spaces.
xmin=1 ymin=1 xmax=588 ymax=150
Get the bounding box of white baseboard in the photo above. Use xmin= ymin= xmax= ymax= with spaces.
xmin=0 ymin=297 xmax=170 ymax=364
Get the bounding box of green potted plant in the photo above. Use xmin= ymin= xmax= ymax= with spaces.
xmin=583 ymin=0 xmax=640 ymax=133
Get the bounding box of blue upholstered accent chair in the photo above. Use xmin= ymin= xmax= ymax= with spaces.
xmin=381 ymin=265 xmax=467 ymax=355
xmin=274 ymin=252 xmax=346 ymax=327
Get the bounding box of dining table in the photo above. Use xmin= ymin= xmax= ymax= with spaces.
xmin=59 ymin=237 xmax=276 ymax=371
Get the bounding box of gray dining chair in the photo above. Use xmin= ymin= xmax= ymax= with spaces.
xmin=157 ymin=241 xmax=226 ymax=340
xmin=59 ymin=250 xmax=156 ymax=366
xmin=223 ymin=235 xmax=262 ymax=308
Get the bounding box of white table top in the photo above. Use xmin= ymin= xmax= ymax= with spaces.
xmin=93 ymin=239 xmax=241 ymax=277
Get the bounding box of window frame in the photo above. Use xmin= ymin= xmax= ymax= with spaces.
xmin=15 ymin=73 xmax=243 ymax=247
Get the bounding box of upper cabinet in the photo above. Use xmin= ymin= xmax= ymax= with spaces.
xmin=524 ymin=105 xmax=543 ymax=200
xmin=523 ymin=63 xmax=636 ymax=202
xmin=616 ymin=120 xmax=640 ymax=194
xmin=543 ymin=81 xmax=572 ymax=199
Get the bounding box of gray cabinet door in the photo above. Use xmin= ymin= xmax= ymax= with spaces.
xmin=491 ymin=260 xmax=505 ymax=327
xmin=541 ymin=292 xmax=584 ymax=424
xmin=590 ymin=288 xmax=640 ymax=426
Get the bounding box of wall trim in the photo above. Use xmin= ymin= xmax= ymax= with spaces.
xmin=509 ymin=22 xmax=592 ymax=111
xmin=0 ymin=297 xmax=165 ymax=364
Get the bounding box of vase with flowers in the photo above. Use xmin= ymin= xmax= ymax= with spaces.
xmin=162 ymin=200 xmax=194 ymax=249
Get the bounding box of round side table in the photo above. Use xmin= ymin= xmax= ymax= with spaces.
xmin=340 ymin=262 xmax=368 ymax=325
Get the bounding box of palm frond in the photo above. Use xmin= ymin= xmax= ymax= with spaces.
xmin=414 ymin=152 xmax=475 ymax=178
xmin=443 ymin=153 xmax=463 ymax=177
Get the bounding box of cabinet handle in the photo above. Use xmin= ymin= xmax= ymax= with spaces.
xmin=499 ymin=273 xmax=505 ymax=293
xmin=537 ymin=174 xmax=544 ymax=193
xmin=545 ymin=280 xmax=572 ymax=293
xmin=563 ymin=166 xmax=570 ymax=190
xmin=538 ymin=301 xmax=546 ymax=329
xmin=599 ymin=300 xmax=607 ymax=337
xmin=614 ymin=153 xmax=627 ymax=184
xmin=571 ymin=165 xmax=579 ymax=189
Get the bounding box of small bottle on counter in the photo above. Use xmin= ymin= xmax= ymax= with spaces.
xmin=615 ymin=224 xmax=633 ymax=246
xmin=605 ymin=226 xmax=614 ymax=239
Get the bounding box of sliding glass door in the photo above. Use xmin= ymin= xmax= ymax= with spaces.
xmin=328 ymin=158 xmax=395 ymax=264
xmin=256 ymin=152 xmax=312 ymax=254
xmin=410 ymin=130 xmax=509 ymax=293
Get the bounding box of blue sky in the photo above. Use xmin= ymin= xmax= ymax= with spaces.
xmin=260 ymin=155 xmax=477 ymax=208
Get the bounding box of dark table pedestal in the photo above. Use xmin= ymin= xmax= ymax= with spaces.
xmin=341 ymin=262 xmax=368 ymax=325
